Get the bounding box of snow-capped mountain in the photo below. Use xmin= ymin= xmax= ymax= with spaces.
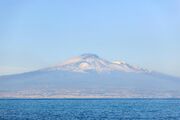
xmin=44 ymin=54 xmax=149 ymax=73
xmin=0 ymin=54 xmax=180 ymax=98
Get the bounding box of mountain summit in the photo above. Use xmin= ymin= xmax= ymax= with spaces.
xmin=0 ymin=54 xmax=180 ymax=98
xmin=45 ymin=54 xmax=148 ymax=73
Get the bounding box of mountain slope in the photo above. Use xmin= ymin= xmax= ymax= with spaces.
xmin=43 ymin=54 xmax=149 ymax=73
xmin=0 ymin=54 xmax=180 ymax=98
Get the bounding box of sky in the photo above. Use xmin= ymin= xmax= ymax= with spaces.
xmin=0 ymin=0 xmax=180 ymax=77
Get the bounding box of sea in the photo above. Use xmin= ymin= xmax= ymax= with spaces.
xmin=0 ymin=99 xmax=180 ymax=120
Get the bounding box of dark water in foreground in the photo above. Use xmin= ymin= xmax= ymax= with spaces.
xmin=0 ymin=99 xmax=180 ymax=120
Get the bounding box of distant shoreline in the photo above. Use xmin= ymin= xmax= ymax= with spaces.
xmin=0 ymin=98 xmax=180 ymax=100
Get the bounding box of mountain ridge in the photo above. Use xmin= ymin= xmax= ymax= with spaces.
xmin=0 ymin=54 xmax=180 ymax=98
xmin=43 ymin=54 xmax=149 ymax=73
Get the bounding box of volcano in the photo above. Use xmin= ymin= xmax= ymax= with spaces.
xmin=0 ymin=54 xmax=180 ymax=98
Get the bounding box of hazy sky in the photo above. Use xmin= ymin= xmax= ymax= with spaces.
xmin=0 ymin=0 xmax=180 ymax=77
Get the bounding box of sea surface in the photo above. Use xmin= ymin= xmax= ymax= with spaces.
xmin=0 ymin=99 xmax=180 ymax=120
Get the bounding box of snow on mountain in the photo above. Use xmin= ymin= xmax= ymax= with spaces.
xmin=44 ymin=53 xmax=149 ymax=73
xmin=1 ymin=53 xmax=180 ymax=98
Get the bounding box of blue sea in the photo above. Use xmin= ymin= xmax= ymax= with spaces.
xmin=0 ymin=99 xmax=180 ymax=120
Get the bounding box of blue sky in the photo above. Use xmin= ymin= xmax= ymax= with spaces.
xmin=0 ymin=0 xmax=180 ymax=77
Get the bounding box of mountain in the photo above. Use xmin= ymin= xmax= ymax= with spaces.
xmin=44 ymin=53 xmax=149 ymax=73
xmin=0 ymin=54 xmax=180 ymax=98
